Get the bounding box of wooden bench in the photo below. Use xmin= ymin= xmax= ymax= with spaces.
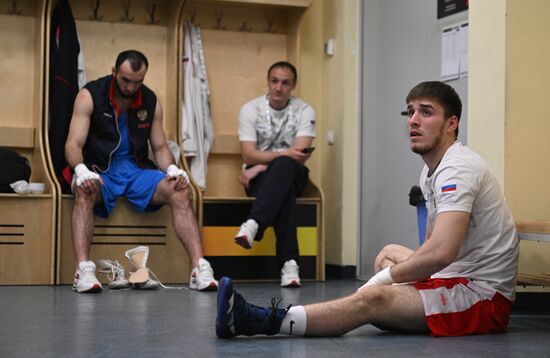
xmin=56 ymin=194 xmax=196 ymax=285
xmin=516 ymin=221 xmax=550 ymax=287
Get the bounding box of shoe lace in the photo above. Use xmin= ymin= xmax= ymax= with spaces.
xmin=109 ymin=261 xmax=125 ymax=282
xmin=235 ymin=295 xmax=291 ymax=336
xmin=283 ymin=262 xmax=299 ymax=275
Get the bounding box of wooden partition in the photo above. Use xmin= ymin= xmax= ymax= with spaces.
xmin=48 ymin=0 xmax=201 ymax=284
xmin=180 ymin=0 xmax=324 ymax=281
xmin=0 ymin=0 xmax=57 ymax=284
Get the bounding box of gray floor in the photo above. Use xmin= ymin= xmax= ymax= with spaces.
xmin=1 ymin=280 xmax=549 ymax=358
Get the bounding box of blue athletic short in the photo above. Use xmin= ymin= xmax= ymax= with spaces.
xmin=95 ymin=157 xmax=166 ymax=218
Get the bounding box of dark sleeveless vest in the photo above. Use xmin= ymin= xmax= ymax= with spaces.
xmin=83 ymin=75 xmax=157 ymax=172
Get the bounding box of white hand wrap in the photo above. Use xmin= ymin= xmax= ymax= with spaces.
xmin=74 ymin=163 xmax=100 ymax=187
xmin=357 ymin=266 xmax=394 ymax=292
xmin=166 ymin=164 xmax=189 ymax=184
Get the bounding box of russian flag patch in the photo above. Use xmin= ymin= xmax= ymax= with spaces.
xmin=441 ymin=184 xmax=457 ymax=193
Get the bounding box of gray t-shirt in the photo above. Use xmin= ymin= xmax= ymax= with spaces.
xmin=238 ymin=95 xmax=316 ymax=151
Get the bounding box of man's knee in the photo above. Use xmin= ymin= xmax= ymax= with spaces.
xmin=73 ymin=187 xmax=100 ymax=208
xmin=163 ymin=182 xmax=191 ymax=208
xmin=271 ymin=156 xmax=296 ymax=171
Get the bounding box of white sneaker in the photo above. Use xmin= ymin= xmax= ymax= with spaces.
xmin=280 ymin=259 xmax=301 ymax=287
xmin=189 ymin=258 xmax=218 ymax=291
xmin=73 ymin=261 xmax=103 ymax=293
xmin=234 ymin=219 xmax=258 ymax=249
xmin=96 ymin=259 xmax=130 ymax=289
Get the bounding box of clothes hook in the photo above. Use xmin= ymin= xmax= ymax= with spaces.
xmin=148 ymin=3 xmax=160 ymax=24
xmin=214 ymin=10 xmax=225 ymax=30
xmin=120 ymin=0 xmax=134 ymax=22
xmin=8 ymin=0 xmax=22 ymax=15
xmin=190 ymin=8 xmax=199 ymax=26
xmin=265 ymin=15 xmax=277 ymax=33
xmin=239 ymin=21 xmax=252 ymax=32
xmin=89 ymin=0 xmax=103 ymax=20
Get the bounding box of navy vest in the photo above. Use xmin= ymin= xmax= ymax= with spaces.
xmin=83 ymin=75 xmax=157 ymax=172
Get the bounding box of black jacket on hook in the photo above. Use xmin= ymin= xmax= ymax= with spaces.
xmin=49 ymin=0 xmax=80 ymax=193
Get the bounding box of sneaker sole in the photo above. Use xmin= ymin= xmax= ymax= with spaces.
xmin=109 ymin=282 xmax=131 ymax=290
xmin=281 ymin=280 xmax=301 ymax=288
xmin=189 ymin=281 xmax=218 ymax=291
xmin=73 ymin=283 xmax=103 ymax=293
xmin=234 ymin=236 xmax=251 ymax=249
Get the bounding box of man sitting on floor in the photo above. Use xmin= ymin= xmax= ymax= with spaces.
xmin=215 ymin=81 xmax=519 ymax=337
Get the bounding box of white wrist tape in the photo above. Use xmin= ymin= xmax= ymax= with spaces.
xmin=166 ymin=164 xmax=189 ymax=183
xmin=357 ymin=266 xmax=394 ymax=292
xmin=366 ymin=266 xmax=394 ymax=286
xmin=74 ymin=163 xmax=100 ymax=187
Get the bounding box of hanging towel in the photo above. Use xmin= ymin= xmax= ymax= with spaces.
xmin=181 ymin=21 xmax=214 ymax=190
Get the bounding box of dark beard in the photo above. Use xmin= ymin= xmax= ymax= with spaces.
xmin=115 ymin=79 xmax=136 ymax=100
xmin=411 ymin=127 xmax=445 ymax=155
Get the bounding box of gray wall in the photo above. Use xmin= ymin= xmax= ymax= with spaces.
xmin=359 ymin=0 xmax=468 ymax=278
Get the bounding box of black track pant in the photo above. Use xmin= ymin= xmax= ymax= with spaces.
xmin=245 ymin=156 xmax=309 ymax=268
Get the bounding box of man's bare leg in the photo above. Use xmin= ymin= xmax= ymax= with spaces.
xmin=302 ymin=284 xmax=427 ymax=336
xmin=151 ymin=179 xmax=203 ymax=267
xmin=72 ymin=182 xmax=101 ymax=268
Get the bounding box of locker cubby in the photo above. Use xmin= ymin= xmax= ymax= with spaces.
xmin=0 ymin=0 xmax=56 ymax=284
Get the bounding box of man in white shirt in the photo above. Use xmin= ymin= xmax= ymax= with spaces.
xmin=215 ymin=81 xmax=519 ymax=338
xmin=234 ymin=61 xmax=316 ymax=287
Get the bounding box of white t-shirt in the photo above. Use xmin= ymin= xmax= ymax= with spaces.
xmin=238 ymin=95 xmax=316 ymax=151
xmin=420 ymin=141 xmax=519 ymax=300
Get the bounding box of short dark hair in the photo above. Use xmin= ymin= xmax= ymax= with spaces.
xmin=267 ymin=61 xmax=298 ymax=84
xmin=406 ymin=81 xmax=462 ymax=137
xmin=115 ymin=50 xmax=149 ymax=72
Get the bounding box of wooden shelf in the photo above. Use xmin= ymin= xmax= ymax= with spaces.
xmin=517 ymin=273 xmax=550 ymax=287
xmin=0 ymin=193 xmax=51 ymax=199
xmin=0 ymin=126 xmax=35 ymax=148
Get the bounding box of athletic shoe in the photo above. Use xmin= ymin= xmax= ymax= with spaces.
xmin=96 ymin=259 xmax=130 ymax=289
xmin=73 ymin=261 xmax=103 ymax=293
xmin=234 ymin=219 xmax=258 ymax=249
xmin=216 ymin=277 xmax=289 ymax=338
xmin=189 ymin=258 xmax=218 ymax=291
xmin=280 ymin=259 xmax=301 ymax=287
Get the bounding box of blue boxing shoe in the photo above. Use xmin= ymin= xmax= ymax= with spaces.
xmin=215 ymin=277 xmax=289 ymax=338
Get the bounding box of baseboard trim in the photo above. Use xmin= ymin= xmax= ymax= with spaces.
xmin=512 ymin=292 xmax=550 ymax=314
xmin=325 ymin=264 xmax=356 ymax=279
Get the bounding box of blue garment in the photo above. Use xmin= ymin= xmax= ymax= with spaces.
xmin=95 ymin=113 xmax=165 ymax=218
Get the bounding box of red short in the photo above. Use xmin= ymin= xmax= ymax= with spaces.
xmin=413 ymin=277 xmax=512 ymax=337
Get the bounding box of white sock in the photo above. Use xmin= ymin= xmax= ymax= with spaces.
xmin=279 ymin=305 xmax=307 ymax=336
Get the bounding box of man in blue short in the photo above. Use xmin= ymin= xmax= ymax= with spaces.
xmin=215 ymin=81 xmax=519 ymax=338
xmin=65 ymin=50 xmax=218 ymax=293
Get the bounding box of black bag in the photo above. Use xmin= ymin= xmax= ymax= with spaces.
xmin=0 ymin=149 xmax=32 ymax=193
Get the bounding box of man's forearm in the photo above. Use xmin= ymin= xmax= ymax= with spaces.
xmin=153 ymin=146 xmax=176 ymax=172
xmin=65 ymin=145 xmax=85 ymax=169
xmin=242 ymin=149 xmax=281 ymax=166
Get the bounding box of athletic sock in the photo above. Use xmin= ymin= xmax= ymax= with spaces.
xmin=279 ymin=305 xmax=307 ymax=336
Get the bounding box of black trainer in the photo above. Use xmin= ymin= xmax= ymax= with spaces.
xmin=216 ymin=276 xmax=289 ymax=338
